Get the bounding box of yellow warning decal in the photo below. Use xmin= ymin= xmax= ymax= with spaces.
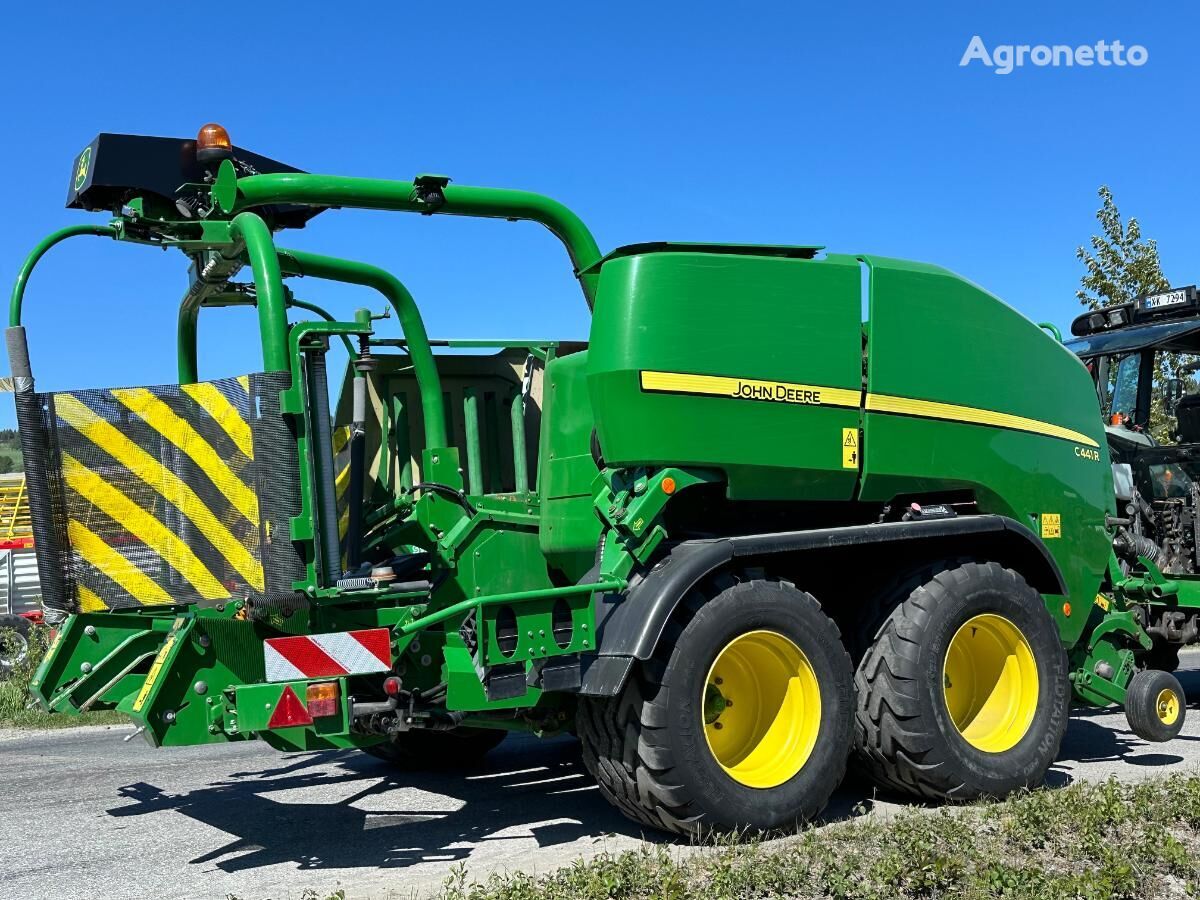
xmin=62 ymin=455 xmax=229 ymax=600
xmin=133 ymin=626 xmax=181 ymax=713
xmin=77 ymin=585 xmax=107 ymax=613
xmin=111 ymin=387 xmax=260 ymax=524
xmin=640 ymin=371 xmax=860 ymax=408
xmin=56 ymin=396 xmax=264 ymax=593
xmin=67 ymin=519 xmax=173 ymax=604
xmin=1041 ymin=513 xmax=1062 ymax=539
xmin=842 ymin=428 xmax=859 ymax=469
xmin=1094 ymin=593 xmax=1111 ymax=612
xmin=180 ymin=382 xmax=255 ymax=460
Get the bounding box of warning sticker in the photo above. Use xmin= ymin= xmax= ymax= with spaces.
xmin=1094 ymin=594 xmax=1111 ymax=612
xmin=1041 ymin=513 xmax=1062 ymax=539
xmin=842 ymin=428 xmax=859 ymax=469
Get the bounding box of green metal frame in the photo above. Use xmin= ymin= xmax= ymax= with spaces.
xmin=215 ymin=165 xmax=604 ymax=305
xmin=17 ymin=145 xmax=1192 ymax=754
xmin=9 ymin=224 xmax=118 ymax=327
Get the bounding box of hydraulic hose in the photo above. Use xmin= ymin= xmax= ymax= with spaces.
xmin=1113 ymin=527 xmax=1160 ymax=563
xmin=4 ymin=327 xmax=68 ymax=622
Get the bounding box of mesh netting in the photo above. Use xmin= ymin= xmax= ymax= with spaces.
xmin=21 ymin=372 xmax=305 ymax=612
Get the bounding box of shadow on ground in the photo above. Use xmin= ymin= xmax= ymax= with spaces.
xmin=105 ymin=663 xmax=1200 ymax=873
xmin=109 ymin=735 xmax=654 ymax=873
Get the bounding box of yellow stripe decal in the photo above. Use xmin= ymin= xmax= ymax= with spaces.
xmin=76 ymin=584 xmax=108 ymax=613
xmin=67 ymin=519 xmax=172 ymax=604
xmin=640 ymin=371 xmax=860 ymax=408
xmin=63 ymin=455 xmax=228 ymax=600
xmin=338 ymin=506 xmax=349 ymax=541
xmin=56 ymin=396 xmax=264 ymax=593
xmin=181 ymin=382 xmax=254 ymax=460
xmin=639 ymin=370 xmax=1097 ymax=449
xmin=335 ymin=462 xmax=351 ymax=500
xmin=133 ymin=625 xmax=181 ymax=713
xmin=865 ymin=394 xmax=1100 ymax=448
xmin=236 ymin=375 xmax=251 ymax=394
xmin=112 ymin=388 xmax=259 ymax=524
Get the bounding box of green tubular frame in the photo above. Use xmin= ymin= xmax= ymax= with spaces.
xmin=174 ymin=213 xmax=290 ymax=381
xmin=177 ymin=298 xmax=202 ymax=383
xmin=10 ymin=224 xmax=118 ymax=327
xmin=225 ymin=172 xmax=604 ymax=306
xmin=276 ymin=248 xmax=448 ymax=448
xmin=168 ymin=239 xmax=449 ymax=452
xmin=286 ymin=298 xmax=358 ymax=359
xmin=231 ymin=213 xmax=290 ymax=373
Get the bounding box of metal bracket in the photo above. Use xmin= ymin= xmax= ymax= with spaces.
xmin=412 ymin=174 xmax=451 ymax=214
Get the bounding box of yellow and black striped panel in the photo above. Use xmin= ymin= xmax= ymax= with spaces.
xmin=46 ymin=375 xmax=272 ymax=611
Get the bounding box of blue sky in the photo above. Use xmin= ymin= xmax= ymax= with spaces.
xmin=1 ymin=1 xmax=1195 ymax=427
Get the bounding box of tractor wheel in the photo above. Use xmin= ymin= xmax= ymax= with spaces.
xmin=854 ymin=562 xmax=1069 ymax=800
xmin=362 ymin=727 xmax=507 ymax=769
xmin=1125 ymin=668 xmax=1186 ymax=742
xmin=576 ymin=574 xmax=854 ymax=835
xmin=0 ymin=614 xmax=31 ymax=680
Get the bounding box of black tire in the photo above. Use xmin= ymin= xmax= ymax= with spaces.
xmin=847 ymin=558 xmax=969 ymax=663
xmin=1125 ymin=668 xmax=1186 ymax=742
xmin=0 ymin=614 xmax=31 ymax=680
xmin=362 ymin=727 xmax=507 ymax=769
xmin=576 ymin=574 xmax=854 ymax=835
xmin=854 ymin=562 xmax=1070 ymax=800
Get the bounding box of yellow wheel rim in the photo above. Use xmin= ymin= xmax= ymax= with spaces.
xmin=1156 ymin=688 xmax=1181 ymax=726
xmin=702 ymin=629 xmax=821 ymax=789
xmin=943 ymin=614 xmax=1039 ymax=753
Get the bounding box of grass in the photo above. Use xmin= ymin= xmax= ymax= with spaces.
xmin=0 ymin=625 xmax=128 ymax=729
xmin=427 ymin=775 xmax=1200 ymax=900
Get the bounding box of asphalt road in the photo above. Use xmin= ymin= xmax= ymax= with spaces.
xmin=3 ymin=652 xmax=1200 ymax=900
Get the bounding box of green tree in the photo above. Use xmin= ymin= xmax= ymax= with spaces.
xmin=0 ymin=455 xmax=13 ymax=474
xmin=1076 ymin=186 xmax=1170 ymax=310
xmin=1077 ymin=186 xmax=1178 ymax=441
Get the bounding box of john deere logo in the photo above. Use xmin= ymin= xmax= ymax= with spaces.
xmin=73 ymin=146 xmax=92 ymax=192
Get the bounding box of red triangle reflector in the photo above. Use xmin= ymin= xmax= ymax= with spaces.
xmin=268 ymin=685 xmax=313 ymax=729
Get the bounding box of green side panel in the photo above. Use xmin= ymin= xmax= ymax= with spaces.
xmin=468 ymin=527 xmax=556 ymax=596
xmin=538 ymin=350 xmax=601 ymax=578
xmin=587 ymin=250 xmax=864 ymax=500
xmin=445 ymin=640 xmax=541 ymax=711
xmin=860 ymin=256 xmax=1113 ymax=644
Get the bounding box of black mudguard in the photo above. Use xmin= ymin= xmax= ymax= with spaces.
xmin=580 ymin=515 xmax=1066 ymax=696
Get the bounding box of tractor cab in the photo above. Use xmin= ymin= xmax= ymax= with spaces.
xmin=1067 ymin=286 xmax=1200 ymax=574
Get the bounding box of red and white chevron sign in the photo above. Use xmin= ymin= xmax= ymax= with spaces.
xmin=264 ymin=629 xmax=392 ymax=682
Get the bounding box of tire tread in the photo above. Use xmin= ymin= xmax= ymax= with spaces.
xmin=577 ymin=575 xmax=850 ymax=834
